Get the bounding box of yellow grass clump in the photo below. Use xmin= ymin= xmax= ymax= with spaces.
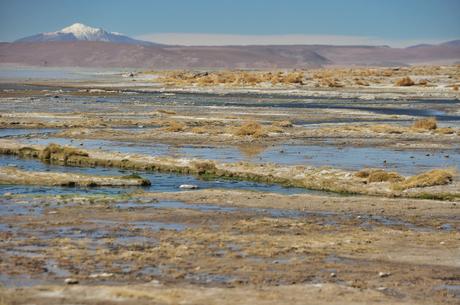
xmin=435 ymin=127 xmax=455 ymax=135
xmin=158 ymin=109 xmax=177 ymax=115
xmin=190 ymin=126 xmax=208 ymax=134
xmin=354 ymin=79 xmax=370 ymax=86
xmin=163 ymin=120 xmax=186 ymax=132
xmin=395 ymin=77 xmax=415 ymax=86
xmin=412 ymin=118 xmax=437 ymax=130
xmin=418 ymin=79 xmax=429 ymax=86
xmin=368 ymin=124 xmax=404 ymax=134
xmin=233 ymin=121 xmax=267 ymax=138
xmin=393 ymin=169 xmax=455 ymax=190
xmin=157 ymin=70 xmax=304 ymax=87
xmin=40 ymin=143 xmax=88 ymax=161
xmin=272 ymin=120 xmax=293 ymax=128
xmin=191 ymin=160 xmax=217 ymax=174
xmin=355 ymin=169 xmax=404 ymax=183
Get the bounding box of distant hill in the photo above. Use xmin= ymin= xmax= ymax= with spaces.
xmin=2 ymin=24 xmax=459 ymax=69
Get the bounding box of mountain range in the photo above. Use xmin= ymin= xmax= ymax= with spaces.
xmin=1 ymin=23 xmax=459 ymax=69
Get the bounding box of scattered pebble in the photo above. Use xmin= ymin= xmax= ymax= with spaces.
xmin=89 ymin=272 xmax=113 ymax=278
xmin=378 ymin=272 xmax=391 ymax=278
xmin=149 ymin=279 xmax=161 ymax=286
xmin=330 ymin=272 xmax=337 ymax=278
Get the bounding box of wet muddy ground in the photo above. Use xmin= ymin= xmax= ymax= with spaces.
xmin=0 ymin=76 xmax=459 ymax=304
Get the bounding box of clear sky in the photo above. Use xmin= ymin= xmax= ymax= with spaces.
xmin=1 ymin=0 xmax=459 ymax=46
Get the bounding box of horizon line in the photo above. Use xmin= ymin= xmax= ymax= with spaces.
xmin=136 ymin=33 xmax=458 ymax=48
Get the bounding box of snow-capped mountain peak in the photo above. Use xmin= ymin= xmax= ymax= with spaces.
xmin=60 ymin=23 xmax=106 ymax=40
xmin=15 ymin=23 xmax=159 ymax=45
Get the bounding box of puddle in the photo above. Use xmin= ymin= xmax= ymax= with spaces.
xmin=44 ymin=259 xmax=71 ymax=278
xmin=130 ymin=221 xmax=187 ymax=231
xmin=185 ymin=272 xmax=237 ymax=284
xmin=115 ymin=200 xmax=433 ymax=232
xmin=324 ymin=255 xmax=361 ymax=265
xmin=0 ymin=128 xmax=61 ymax=138
xmin=16 ymin=137 xmax=460 ymax=175
xmin=0 ymin=274 xmax=48 ymax=287
xmin=0 ymin=202 xmax=43 ymax=217
xmin=88 ymin=218 xmax=187 ymax=232
xmin=434 ymin=285 xmax=460 ymax=298
xmin=359 ymin=214 xmax=433 ymax=232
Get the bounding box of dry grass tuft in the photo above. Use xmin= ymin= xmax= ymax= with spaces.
xmin=272 ymin=120 xmax=293 ymax=128
xmin=157 ymin=70 xmax=304 ymax=87
xmin=369 ymin=124 xmax=404 ymax=134
xmin=190 ymin=126 xmax=208 ymax=134
xmin=355 ymin=79 xmax=369 ymax=86
xmin=435 ymin=127 xmax=455 ymax=135
xmin=157 ymin=109 xmax=177 ymax=115
xmin=355 ymin=169 xmax=404 ymax=183
xmin=267 ymin=126 xmax=284 ymax=133
xmin=191 ymin=160 xmax=217 ymax=174
xmin=234 ymin=121 xmax=267 ymax=138
xmin=418 ymin=79 xmax=429 ymax=86
xmin=412 ymin=118 xmax=437 ymax=130
xmin=40 ymin=143 xmax=88 ymax=161
xmin=395 ymin=77 xmax=415 ymax=86
xmin=393 ymin=169 xmax=455 ymax=190
xmin=163 ymin=120 xmax=186 ymax=132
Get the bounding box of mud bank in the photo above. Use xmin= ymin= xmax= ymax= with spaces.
xmin=0 ymin=190 xmax=458 ymax=305
xmin=0 ymin=166 xmax=150 ymax=187
xmin=0 ymin=283 xmax=437 ymax=305
xmin=0 ymin=139 xmax=457 ymax=199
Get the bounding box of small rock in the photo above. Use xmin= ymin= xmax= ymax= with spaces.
xmin=378 ymin=272 xmax=391 ymax=278
xmin=440 ymin=241 xmax=445 ymax=245
xmin=89 ymin=272 xmax=113 ymax=278
xmin=179 ymin=184 xmax=199 ymax=189
xmin=4 ymin=192 xmax=13 ymax=196
xmin=48 ymin=211 xmax=57 ymax=214
xmin=149 ymin=279 xmax=161 ymax=286
xmin=330 ymin=272 xmax=337 ymax=278
xmin=65 ymin=278 xmax=79 ymax=285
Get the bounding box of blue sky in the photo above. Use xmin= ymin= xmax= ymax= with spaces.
xmin=1 ymin=0 xmax=459 ymax=46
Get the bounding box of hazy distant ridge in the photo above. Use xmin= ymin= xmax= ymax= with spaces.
xmin=2 ymin=24 xmax=459 ymax=68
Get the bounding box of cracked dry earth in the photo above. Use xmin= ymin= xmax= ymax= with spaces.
xmin=0 ymin=79 xmax=459 ymax=304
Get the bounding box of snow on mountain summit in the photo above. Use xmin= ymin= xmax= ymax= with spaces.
xmin=15 ymin=23 xmax=158 ymax=45
xmin=60 ymin=23 xmax=108 ymax=41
